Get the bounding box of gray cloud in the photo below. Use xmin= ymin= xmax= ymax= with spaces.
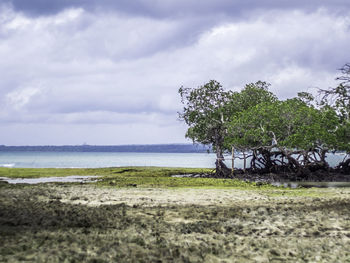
xmin=1 ymin=3 xmax=350 ymax=145
xmin=5 ymin=0 xmax=350 ymax=17
xmin=0 ymin=122 xmax=187 ymax=145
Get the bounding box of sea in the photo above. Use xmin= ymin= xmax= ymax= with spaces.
xmin=0 ymin=151 xmax=346 ymax=169
xmin=0 ymin=151 xmax=219 ymax=168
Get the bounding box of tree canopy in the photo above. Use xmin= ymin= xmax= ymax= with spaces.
xmin=179 ymin=65 xmax=350 ymax=177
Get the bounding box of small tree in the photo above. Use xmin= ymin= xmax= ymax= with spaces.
xmin=178 ymin=80 xmax=232 ymax=177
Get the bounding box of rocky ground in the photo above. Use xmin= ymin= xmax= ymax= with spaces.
xmin=0 ymin=183 xmax=350 ymax=262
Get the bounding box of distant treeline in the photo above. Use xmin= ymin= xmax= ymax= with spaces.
xmin=0 ymin=144 xmax=211 ymax=153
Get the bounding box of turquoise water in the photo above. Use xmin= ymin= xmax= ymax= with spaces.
xmin=0 ymin=151 xmax=345 ymax=169
xmin=0 ymin=152 xmax=218 ymax=168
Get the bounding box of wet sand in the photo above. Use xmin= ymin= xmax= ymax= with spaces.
xmin=1 ymin=184 xmax=350 ymax=262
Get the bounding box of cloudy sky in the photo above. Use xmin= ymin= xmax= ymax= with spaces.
xmin=1 ymin=0 xmax=350 ymax=145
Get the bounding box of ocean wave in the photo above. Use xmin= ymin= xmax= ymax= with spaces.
xmin=0 ymin=163 xmax=15 ymax=168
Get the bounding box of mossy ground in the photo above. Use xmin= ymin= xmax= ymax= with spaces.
xmin=0 ymin=167 xmax=271 ymax=189
xmin=1 ymin=166 xmax=207 ymax=179
xmin=0 ymin=168 xmax=350 ymax=262
xmin=0 ymin=166 xmax=210 ymax=180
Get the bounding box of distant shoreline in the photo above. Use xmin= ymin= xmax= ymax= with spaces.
xmin=0 ymin=144 xmax=211 ymax=153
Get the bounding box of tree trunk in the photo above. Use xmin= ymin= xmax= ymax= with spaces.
xmin=319 ymin=149 xmax=330 ymax=170
xmin=251 ymin=150 xmax=257 ymax=170
xmin=261 ymin=149 xmax=273 ymax=172
xmin=231 ymin=146 xmax=234 ymax=175
xmin=214 ymin=131 xmax=231 ymax=177
xmin=243 ymin=151 xmax=246 ymax=173
xmin=215 ymin=159 xmax=231 ymax=177
xmin=278 ymin=147 xmax=304 ymax=175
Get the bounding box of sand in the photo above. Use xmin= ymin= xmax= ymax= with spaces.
xmin=1 ymin=184 xmax=350 ymax=262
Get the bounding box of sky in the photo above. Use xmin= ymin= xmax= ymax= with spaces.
xmin=1 ymin=0 xmax=350 ymax=145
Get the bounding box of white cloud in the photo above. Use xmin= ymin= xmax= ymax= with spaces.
xmin=6 ymin=87 xmax=41 ymax=110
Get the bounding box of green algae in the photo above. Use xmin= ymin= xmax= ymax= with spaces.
xmin=100 ymin=176 xmax=270 ymax=189
xmin=0 ymin=167 xmax=274 ymax=189
xmin=0 ymin=167 xmax=212 ymax=179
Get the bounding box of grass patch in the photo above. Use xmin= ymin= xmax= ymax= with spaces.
xmin=101 ymin=176 xmax=270 ymax=189
xmin=0 ymin=167 xmax=101 ymax=178
xmin=0 ymin=167 xmax=280 ymax=189
xmin=0 ymin=167 xmax=211 ymax=179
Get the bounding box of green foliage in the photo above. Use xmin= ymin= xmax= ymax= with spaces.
xmin=332 ymin=118 xmax=350 ymax=152
xmin=178 ymin=70 xmax=350 ymax=171
xmin=319 ymin=63 xmax=350 ymax=152
xmin=223 ymin=81 xmax=277 ymax=152
xmin=227 ymin=81 xmax=277 ymax=116
xmin=178 ymin=80 xmax=276 ymax=154
xmin=178 ymin=80 xmax=231 ymax=147
xmin=297 ymin=91 xmax=314 ymax=105
xmin=321 ymin=84 xmax=350 ymax=122
xmin=226 ymin=98 xmax=339 ymax=151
